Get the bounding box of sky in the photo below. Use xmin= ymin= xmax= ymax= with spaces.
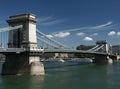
xmin=0 ymin=0 xmax=120 ymax=48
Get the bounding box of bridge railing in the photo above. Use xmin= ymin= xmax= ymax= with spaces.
xmin=44 ymin=48 xmax=108 ymax=55
xmin=0 ymin=48 xmax=25 ymax=53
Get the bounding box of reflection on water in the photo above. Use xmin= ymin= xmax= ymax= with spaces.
xmin=1 ymin=76 xmax=44 ymax=89
xmin=0 ymin=62 xmax=4 ymax=74
xmin=106 ymin=62 xmax=120 ymax=89
xmin=29 ymin=76 xmax=44 ymax=89
xmin=0 ymin=62 xmax=45 ymax=89
xmin=0 ymin=62 xmax=120 ymax=89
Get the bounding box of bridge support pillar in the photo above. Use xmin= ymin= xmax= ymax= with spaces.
xmin=2 ymin=52 xmax=44 ymax=76
xmin=93 ymin=54 xmax=113 ymax=64
xmin=30 ymin=56 xmax=44 ymax=76
xmin=109 ymin=55 xmax=118 ymax=62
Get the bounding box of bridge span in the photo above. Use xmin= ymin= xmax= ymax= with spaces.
xmin=0 ymin=13 xmax=118 ymax=76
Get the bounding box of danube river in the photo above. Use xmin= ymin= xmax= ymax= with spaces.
xmin=0 ymin=62 xmax=120 ymax=89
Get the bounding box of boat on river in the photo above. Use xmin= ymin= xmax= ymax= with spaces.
xmin=68 ymin=58 xmax=93 ymax=63
xmin=66 ymin=58 xmax=93 ymax=66
xmin=42 ymin=58 xmax=65 ymax=69
xmin=42 ymin=58 xmax=93 ymax=69
xmin=43 ymin=58 xmax=65 ymax=63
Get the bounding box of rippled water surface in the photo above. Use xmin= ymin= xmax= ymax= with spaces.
xmin=0 ymin=62 xmax=120 ymax=89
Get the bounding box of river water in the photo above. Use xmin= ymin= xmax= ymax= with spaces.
xmin=0 ymin=62 xmax=120 ymax=89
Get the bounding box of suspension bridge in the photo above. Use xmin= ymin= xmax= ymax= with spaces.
xmin=0 ymin=14 xmax=117 ymax=75
xmin=0 ymin=24 xmax=113 ymax=55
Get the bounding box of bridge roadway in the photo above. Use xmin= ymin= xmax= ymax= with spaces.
xmin=0 ymin=48 xmax=115 ymax=56
xmin=0 ymin=48 xmax=43 ymax=53
xmin=44 ymin=49 xmax=112 ymax=56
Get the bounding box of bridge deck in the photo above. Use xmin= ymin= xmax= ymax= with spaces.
xmin=44 ymin=49 xmax=109 ymax=55
xmin=0 ymin=48 xmax=43 ymax=53
xmin=0 ymin=48 xmax=115 ymax=57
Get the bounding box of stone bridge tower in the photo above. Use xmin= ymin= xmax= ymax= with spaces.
xmin=7 ymin=14 xmax=38 ymax=50
xmin=2 ymin=14 xmax=44 ymax=75
xmin=96 ymin=40 xmax=112 ymax=54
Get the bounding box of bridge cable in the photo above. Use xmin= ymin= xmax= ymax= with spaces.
xmin=87 ymin=45 xmax=99 ymax=51
xmin=92 ymin=45 xmax=104 ymax=52
xmin=36 ymin=29 xmax=70 ymax=49
xmin=37 ymin=37 xmax=59 ymax=49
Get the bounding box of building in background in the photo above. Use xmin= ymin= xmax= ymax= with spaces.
xmin=76 ymin=45 xmax=95 ymax=50
xmin=112 ymin=45 xmax=120 ymax=55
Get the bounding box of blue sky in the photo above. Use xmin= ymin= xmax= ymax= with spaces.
xmin=0 ymin=0 xmax=120 ymax=48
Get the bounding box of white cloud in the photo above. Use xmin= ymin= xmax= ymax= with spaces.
xmin=91 ymin=21 xmax=112 ymax=29
xmin=46 ymin=34 xmax=54 ymax=38
xmin=40 ymin=20 xmax=62 ymax=26
xmin=53 ymin=21 xmax=113 ymax=34
xmin=37 ymin=16 xmax=53 ymax=22
xmin=83 ymin=37 xmax=93 ymax=41
xmin=108 ymin=31 xmax=120 ymax=36
xmin=40 ymin=21 xmax=112 ymax=39
xmin=77 ymin=32 xmax=85 ymax=36
xmin=90 ymin=33 xmax=98 ymax=36
xmin=108 ymin=31 xmax=116 ymax=36
xmin=54 ymin=32 xmax=70 ymax=38
xmin=37 ymin=16 xmax=63 ymax=26
xmin=117 ymin=32 xmax=120 ymax=36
